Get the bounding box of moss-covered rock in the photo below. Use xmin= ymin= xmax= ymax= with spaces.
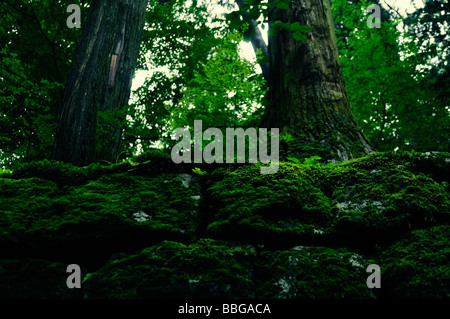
xmin=255 ymin=246 xmax=376 ymax=299
xmin=321 ymin=155 xmax=449 ymax=249
xmin=206 ymin=152 xmax=449 ymax=251
xmin=206 ymin=163 xmax=332 ymax=246
xmin=0 ymin=151 xmax=448 ymax=299
xmin=83 ymin=239 xmax=257 ymax=299
xmin=0 ymin=258 xmax=82 ymax=299
xmin=82 ymin=239 xmax=376 ymax=299
xmin=0 ymin=165 xmax=202 ymax=268
xmin=379 ymin=225 xmax=450 ymax=298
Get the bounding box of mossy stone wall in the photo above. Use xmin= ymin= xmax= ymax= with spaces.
xmin=0 ymin=151 xmax=448 ymax=298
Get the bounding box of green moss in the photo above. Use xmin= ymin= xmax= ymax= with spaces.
xmin=205 ymin=152 xmax=449 ymax=249
xmin=9 ymin=159 xmax=109 ymax=186
xmin=320 ymin=154 xmax=449 ymax=246
xmin=337 ymin=151 xmax=450 ymax=182
xmin=0 ymin=177 xmax=61 ymax=244
xmin=64 ymin=172 xmax=200 ymax=230
xmin=6 ymin=148 xmax=185 ymax=187
xmin=255 ymin=246 xmax=376 ymax=299
xmin=379 ymin=225 xmax=450 ymax=298
xmin=0 ymin=151 xmax=448 ymax=299
xmin=0 ymin=258 xmax=82 ymax=299
xmin=409 ymin=151 xmax=450 ymax=183
xmin=83 ymin=239 xmax=257 ymax=299
xmin=278 ymin=127 xmax=371 ymax=163
xmin=0 ymin=170 xmax=202 ymax=256
xmin=206 ymin=163 xmax=331 ymax=245
xmin=83 ymin=239 xmax=378 ymax=299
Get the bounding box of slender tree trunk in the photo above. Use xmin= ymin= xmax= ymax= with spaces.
xmin=261 ymin=0 xmax=373 ymax=161
xmin=235 ymin=0 xmax=269 ymax=81
xmin=52 ymin=0 xmax=148 ymax=166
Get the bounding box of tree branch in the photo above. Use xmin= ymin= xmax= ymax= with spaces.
xmin=3 ymin=0 xmax=34 ymax=19
xmin=235 ymin=0 xmax=269 ymax=82
xmin=27 ymin=1 xmax=64 ymax=99
xmin=2 ymin=65 xmax=27 ymax=81
xmin=381 ymin=0 xmax=405 ymax=20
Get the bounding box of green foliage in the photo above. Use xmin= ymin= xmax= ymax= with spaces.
xmin=192 ymin=167 xmax=208 ymax=176
xmin=332 ymin=0 xmax=449 ymax=152
xmin=302 ymin=156 xmax=323 ymax=167
xmin=1 ymin=1 xmax=448 ymax=299
xmin=127 ymin=158 xmax=138 ymax=167
xmin=274 ymin=0 xmax=290 ymax=11
xmin=0 ymin=48 xmax=61 ymax=166
xmin=270 ymin=20 xmax=312 ymax=41
xmin=0 ymin=1 xmax=88 ymax=167
xmin=170 ymin=30 xmax=266 ymax=133
xmin=404 ymin=0 xmax=450 ymax=73
xmin=226 ymin=0 xmax=312 ymax=42
xmin=124 ymin=1 xmax=265 ymax=157
xmin=9 ymin=158 xmax=109 ymax=186
xmin=278 ymin=131 xmax=345 ymax=163
xmin=125 ymin=0 xmax=226 ymax=154
xmin=287 ymin=156 xmax=323 ymax=168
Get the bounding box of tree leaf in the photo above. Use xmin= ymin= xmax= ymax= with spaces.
xmin=290 ymin=22 xmax=312 ymax=33
xmin=276 ymin=1 xmax=290 ymax=10
xmin=292 ymin=31 xmax=307 ymax=41
xmin=272 ymin=20 xmax=284 ymax=28
xmin=297 ymin=25 xmax=313 ymax=33
xmin=290 ymin=22 xmax=301 ymax=31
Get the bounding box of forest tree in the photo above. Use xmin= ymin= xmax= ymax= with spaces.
xmin=259 ymin=0 xmax=374 ymax=161
xmin=51 ymin=0 xmax=148 ymax=166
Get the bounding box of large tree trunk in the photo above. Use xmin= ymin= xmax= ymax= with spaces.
xmin=261 ymin=0 xmax=373 ymax=162
xmin=52 ymin=0 xmax=148 ymax=166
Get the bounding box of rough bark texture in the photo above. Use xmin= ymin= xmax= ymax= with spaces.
xmin=52 ymin=0 xmax=148 ymax=166
xmin=261 ymin=0 xmax=374 ymax=162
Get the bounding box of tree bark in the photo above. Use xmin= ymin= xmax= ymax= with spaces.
xmin=52 ymin=0 xmax=148 ymax=166
xmin=261 ymin=0 xmax=373 ymax=161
